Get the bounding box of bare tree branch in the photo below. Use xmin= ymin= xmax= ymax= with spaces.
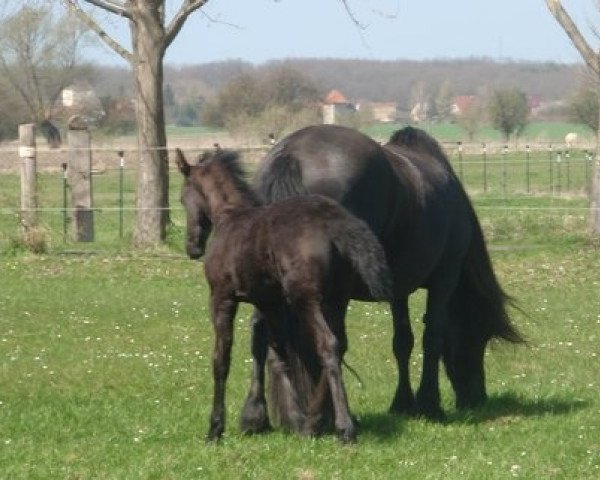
xmin=62 ymin=0 xmax=133 ymax=62
xmin=165 ymin=0 xmax=210 ymax=48
xmin=199 ymin=9 xmax=243 ymax=30
xmin=341 ymin=0 xmax=367 ymax=30
xmin=81 ymin=0 xmax=130 ymax=18
xmin=545 ymin=0 xmax=599 ymax=75
xmin=0 ymin=54 xmax=38 ymax=119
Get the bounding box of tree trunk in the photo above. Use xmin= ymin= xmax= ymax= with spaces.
xmin=63 ymin=0 xmax=211 ymax=246
xmin=545 ymin=0 xmax=600 ymax=236
xmin=593 ymin=91 xmax=600 ymax=235
xmin=131 ymin=11 xmax=170 ymax=246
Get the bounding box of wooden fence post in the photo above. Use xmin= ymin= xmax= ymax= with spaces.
xmin=19 ymin=124 xmax=38 ymax=230
xmin=68 ymin=123 xmax=94 ymax=242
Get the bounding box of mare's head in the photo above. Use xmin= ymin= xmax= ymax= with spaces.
xmin=175 ymin=148 xmax=259 ymax=259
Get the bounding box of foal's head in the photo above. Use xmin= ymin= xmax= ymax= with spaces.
xmin=175 ymin=148 xmax=259 ymax=259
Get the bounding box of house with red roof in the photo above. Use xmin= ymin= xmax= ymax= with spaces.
xmin=322 ymin=89 xmax=357 ymax=124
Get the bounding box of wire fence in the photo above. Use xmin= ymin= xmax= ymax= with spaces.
xmin=0 ymin=143 xmax=596 ymax=251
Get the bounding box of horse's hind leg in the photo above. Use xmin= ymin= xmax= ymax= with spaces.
xmin=297 ymin=300 xmax=356 ymax=443
xmin=389 ymin=296 xmax=416 ymax=414
xmin=416 ymin=272 xmax=460 ymax=421
xmin=304 ymin=297 xmax=350 ymax=436
xmin=240 ymin=310 xmax=271 ymax=434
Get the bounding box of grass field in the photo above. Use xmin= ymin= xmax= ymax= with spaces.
xmin=100 ymin=120 xmax=598 ymax=146
xmin=0 ymin=202 xmax=599 ymax=478
xmin=364 ymin=121 xmax=596 ymax=145
xmin=0 ymin=142 xmax=599 ymax=478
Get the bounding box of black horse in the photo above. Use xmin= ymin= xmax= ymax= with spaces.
xmin=238 ymin=124 xmax=523 ymax=432
xmin=175 ymin=148 xmax=392 ymax=442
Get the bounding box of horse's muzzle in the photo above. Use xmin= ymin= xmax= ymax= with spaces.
xmin=186 ymin=244 xmax=204 ymax=260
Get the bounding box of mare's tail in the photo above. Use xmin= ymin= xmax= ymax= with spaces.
xmin=445 ymin=210 xmax=524 ymax=408
xmin=391 ymin=124 xmax=523 ymax=408
xmin=451 ymin=207 xmax=525 ymax=344
xmin=391 ymin=125 xmax=523 ymax=344
xmin=327 ymin=209 xmax=393 ymax=301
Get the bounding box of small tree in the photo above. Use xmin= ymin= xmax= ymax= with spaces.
xmin=0 ymin=76 xmax=27 ymax=140
xmin=202 ymin=73 xmax=266 ymax=127
xmin=174 ymin=102 xmax=200 ymax=127
xmin=263 ymin=65 xmax=320 ymax=112
xmin=435 ymin=80 xmax=455 ymax=122
xmin=569 ymin=85 xmax=599 ymax=132
xmin=0 ymin=4 xmax=88 ymax=145
xmin=98 ymin=96 xmax=136 ymax=135
xmin=410 ymin=80 xmax=430 ymax=122
xmin=489 ymin=88 xmax=529 ymax=142
xmin=203 ymin=66 xmax=320 ymax=132
xmin=457 ymin=97 xmax=485 ymax=141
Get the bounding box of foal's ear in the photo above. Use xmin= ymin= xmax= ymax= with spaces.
xmin=175 ymin=148 xmax=191 ymax=177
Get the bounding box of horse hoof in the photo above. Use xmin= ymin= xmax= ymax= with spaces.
xmin=205 ymin=432 xmax=222 ymax=444
xmin=389 ymin=396 xmax=415 ymax=416
xmin=456 ymin=392 xmax=487 ymax=411
xmin=414 ymin=404 xmax=447 ymax=423
xmin=240 ymin=417 xmax=272 ymax=435
xmin=337 ymin=426 xmax=357 ymax=444
xmin=389 ymin=388 xmax=415 ymax=415
xmin=206 ymin=424 xmax=224 ymax=443
xmin=240 ymin=401 xmax=272 ymax=435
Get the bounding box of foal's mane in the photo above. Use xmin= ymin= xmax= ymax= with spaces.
xmin=201 ymin=149 xmax=262 ymax=207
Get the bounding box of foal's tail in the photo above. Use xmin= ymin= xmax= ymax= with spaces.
xmin=328 ymin=210 xmax=393 ymax=301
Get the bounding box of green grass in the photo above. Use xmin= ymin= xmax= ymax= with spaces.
xmin=166 ymin=125 xmax=223 ymax=137
xmin=0 ymin=218 xmax=599 ymax=478
xmin=165 ymin=121 xmax=596 ymax=144
xmin=166 ymin=121 xmax=595 ymax=145
xmin=1 ymin=138 xmax=599 ymax=477
xmin=1 ymin=163 xmax=599 ymax=477
xmin=0 ymin=149 xmax=594 ymax=254
xmin=364 ymin=121 xmax=595 ymax=144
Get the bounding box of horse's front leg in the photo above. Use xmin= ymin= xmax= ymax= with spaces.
xmin=207 ymin=296 xmax=238 ymax=442
xmin=240 ymin=309 xmax=271 ymax=434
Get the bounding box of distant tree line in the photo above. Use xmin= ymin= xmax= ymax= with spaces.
xmin=1 ymin=3 xmax=579 ymax=147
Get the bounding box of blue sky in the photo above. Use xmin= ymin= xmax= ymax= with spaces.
xmin=88 ymin=0 xmax=596 ymax=65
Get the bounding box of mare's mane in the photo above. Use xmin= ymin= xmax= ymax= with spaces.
xmin=386 ymin=126 xmax=458 ymax=191
xmin=388 ymin=126 xmax=452 ymax=170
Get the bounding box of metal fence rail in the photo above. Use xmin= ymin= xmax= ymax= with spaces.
xmin=0 ymin=143 xmax=596 ymax=249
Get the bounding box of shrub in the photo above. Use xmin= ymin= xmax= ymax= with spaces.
xmin=8 ymin=226 xmax=49 ymax=255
